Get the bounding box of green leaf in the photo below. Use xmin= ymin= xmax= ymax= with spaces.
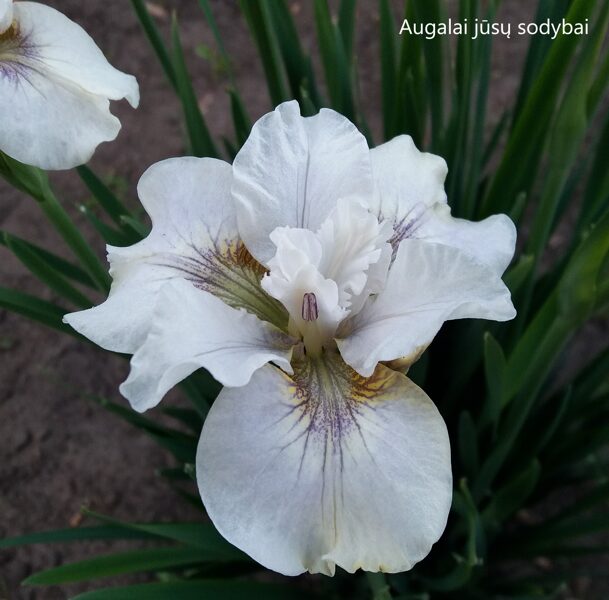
xmin=71 ymin=580 xmax=313 ymax=600
xmin=461 ymin=3 xmax=496 ymax=218
xmin=0 ymin=151 xmax=50 ymax=199
xmin=161 ymin=407 xmax=203 ymax=433
xmin=197 ymin=0 xmax=231 ymax=71
xmin=314 ymin=0 xmax=356 ymax=122
xmin=171 ymin=15 xmax=219 ymax=158
xmin=481 ymin=0 xmax=597 ymax=217
xmin=379 ymin=0 xmax=397 ymax=139
xmin=78 ymin=204 xmax=133 ymax=247
xmin=504 ymin=254 xmax=534 ymax=295
xmin=338 ymin=0 xmax=357 ymax=62
xmin=512 ymin=0 xmax=569 ymax=123
xmin=3 ymin=232 xmax=92 ymax=308
xmin=579 ymin=110 xmax=609 ymax=230
xmin=529 ymin=386 xmax=572 ymax=458
xmin=24 ymin=546 xmax=234 ymax=585
xmin=120 ymin=215 xmax=150 ymax=239
xmin=228 ymin=88 xmax=252 ymax=147
xmin=479 ymin=332 xmax=506 ymax=431
xmin=558 ymin=211 xmax=609 ymax=323
xmin=77 ymin=166 xmax=140 ymax=244
xmin=410 ymin=0 xmax=446 ymax=150
xmin=93 ymin=396 xmax=198 ymax=463
xmin=77 ymin=166 xmax=131 ymax=224
xmin=0 ymin=230 xmax=95 ymax=289
xmin=482 ymin=460 xmax=540 ymax=526
xmin=428 ymin=481 xmax=483 ymax=591
xmin=0 ymin=526 xmax=152 ymax=549
xmin=396 ymin=0 xmax=426 ymax=145
xmin=458 ymin=411 xmax=479 ymax=476
xmin=239 ymin=0 xmax=288 ymax=106
xmin=0 ymin=287 xmax=74 ymax=336
xmin=130 ymin=0 xmax=177 ymax=89
xmin=266 ymin=0 xmax=321 ymax=108
xmin=40 ymin=191 xmax=111 ymax=292
xmin=180 ymin=368 xmax=221 ymax=416
xmin=84 ymin=511 xmax=247 ymax=560
xmin=571 ymin=346 xmax=609 ymax=404
xmin=524 ymin=0 xmax=609 ymax=266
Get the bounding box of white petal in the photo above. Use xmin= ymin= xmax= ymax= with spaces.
xmin=120 ymin=279 xmax=295 ymax=412
xmin=232 ymin=101 xmax=374 ymax=264
xmin=197 ymin=356 xmax=452 ymax=576
xmin=65 ymin=157 xmax=285 ymax=354
xmin=0 ymin=2 xmax=138 ymax=169
xmin=369 ymin=135 xmax=515 ymax=275
xmin=16 ymin=3 xmax=139 ymax=106
xmin=369 ymin=136 xmax=448 ymax=215
xmin=0 ymin=0 xmax=13 ymax=33
xmin=337 ymin=239 xmax=516 ymax=377
xmin=415 ymin=204 xmax=517 ymax=276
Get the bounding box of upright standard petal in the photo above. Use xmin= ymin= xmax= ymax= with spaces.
xmin=369 ymin=136 xmax=516 ymax=275
xmin=120 ymin=279 xmax=295 ymax=412
xmin=65 ymin=157 xmax=285 ymax=354
xmin=337 ymin=239 xmax=516 ymax=377
xmin=232 ymin=101 xmax=374 ymax=264
xmin=0 ymin=2 xmax=138 ymax=169
xmin=197 ymin=355 xmax=451 ymax=576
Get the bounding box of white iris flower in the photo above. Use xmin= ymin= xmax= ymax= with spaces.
xmin=0 ymin=0 xmax=138 ymax=169
xmin=65 ymin=101 xmax=516 ymax=576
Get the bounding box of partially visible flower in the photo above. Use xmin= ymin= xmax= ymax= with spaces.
xmin=65 ymin=102 xmax=516 ymax=576
xmin=0 ymin=0 xmax=139 ymax=170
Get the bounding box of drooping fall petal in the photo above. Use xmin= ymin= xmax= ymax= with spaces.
xmin=337 ymin=239 xmax=516 ymax=377
xmin=197 ymin=355 xmax=451 ymax=576
xmin=120 ymin=278 xmax=295 ymax=412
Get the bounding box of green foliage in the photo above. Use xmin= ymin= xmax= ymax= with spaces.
xmin=1 ymin=1 xmax=609 ymax=598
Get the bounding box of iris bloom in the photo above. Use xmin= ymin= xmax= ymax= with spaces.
xmin=65 ymin=102 xmax=516 ymax=576
xmin=0 ymin=0 xmax=138 ymax=169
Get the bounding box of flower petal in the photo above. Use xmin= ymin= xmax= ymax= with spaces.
xmin=0 ymin=0 xmax=13 ymax=33
xmin=232 ymin=101 xmax=374 ymax=264
xmin=120 ymin=278 xmax=295 ymax=412
xmin=197 ymin=355 xmax=451 ymax=576
xmin=337 ymin=239 xmax=516 ymax=377
xmin=0 ymin=2 xmax=138 ymax=169
xmin=369 ymin=135 xmax=515 ymax=275
xmin=65 ymin=157 xmax=286 ymax=354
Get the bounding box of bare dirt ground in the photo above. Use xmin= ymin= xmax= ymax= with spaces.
xmin=0 ymin=1 xmax=605 ymax=599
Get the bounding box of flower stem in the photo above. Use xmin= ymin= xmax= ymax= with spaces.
xmin=366 ymin=572 xmax=392 ymax=600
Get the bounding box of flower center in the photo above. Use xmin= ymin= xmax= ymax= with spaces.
xmin=261 ymin=198 xmax=392 ymax=356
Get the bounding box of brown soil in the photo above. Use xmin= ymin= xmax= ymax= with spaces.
xmin=0 ymin=1 xmax=604 ymax=599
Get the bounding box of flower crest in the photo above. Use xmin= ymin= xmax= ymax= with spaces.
xmin=66 ymin=101 xmax=516 ymax=576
